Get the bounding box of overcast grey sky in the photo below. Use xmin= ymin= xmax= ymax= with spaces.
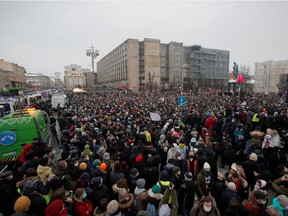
xmin=1 ymin=1 xmax=287 ymax=80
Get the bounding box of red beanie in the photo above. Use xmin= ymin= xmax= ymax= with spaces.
xmin=44 ymin=199 xmax=66 ymax=216
xmin=135 ymin=154 xmax=143 ymax=163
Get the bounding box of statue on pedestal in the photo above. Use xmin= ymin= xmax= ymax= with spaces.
xmin=233 ymin=62 xmax=239 ymax=80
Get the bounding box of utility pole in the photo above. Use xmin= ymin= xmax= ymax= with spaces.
xmin=86 ymin=45 xmax=99 ymax=93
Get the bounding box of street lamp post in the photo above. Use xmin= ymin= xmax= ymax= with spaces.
xmin=86 ymin=45 xmax=99 ymax=91
xmin=55 ymin=72 xmax=61 ymax=92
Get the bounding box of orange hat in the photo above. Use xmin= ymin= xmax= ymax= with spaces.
xmin=79 ymin=162 xmax=87 ymax=170
xmin=100 ymin=163 xmax=107 ymax=170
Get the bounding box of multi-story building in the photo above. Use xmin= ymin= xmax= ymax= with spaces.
xmin=83 ymin=70 xmax=94 ymax=90
xmin=183 ymin=45 xmax=230 ymax=89
xmin=26 ymin=75 xmax=52 ymax=90
xmin=97 ymin=38 xmax=230 ymax=90
xmin=0 ymin=59 xmax=26 ymax=89
xmin=254 ymin=60 xmax=288 ymax=93
xmin=64 ymin=64 xmax=86 ymax=91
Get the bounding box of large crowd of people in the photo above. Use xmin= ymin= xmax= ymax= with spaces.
xmin=1 ymin=88 xmax=288 ymax=216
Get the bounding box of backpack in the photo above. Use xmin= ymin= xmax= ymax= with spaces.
xmin=50 ymin=173 xmax=66 ymax=191
xmin=146 ymin=203 xmax=157 ymax=216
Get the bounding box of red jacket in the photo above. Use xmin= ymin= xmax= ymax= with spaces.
xmin=205 ymin=116 xmax=216 ymax=130
xmin=19 ymin=144 xmax=32 ymax=164
xmin=72 ymin=199 xmax=93 ymax=216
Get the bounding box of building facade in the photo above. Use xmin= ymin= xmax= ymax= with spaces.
xmin=84 ymin=70 xmax=94 ymax=90
xmin=0 ymin=59 xmax=26 ymax=89
xmin=254 ymin=60 xmax=288 ymax=93
xmin=97 ymin=38 xmax=230 ymax=90
xmin=26 ymin=75 xmax=52 ymax=90
xmin=64 ymin=64 xmax=86 ymax=91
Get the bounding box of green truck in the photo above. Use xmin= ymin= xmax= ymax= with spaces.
xmin=0 ymin=108 xmax=57 ymax=162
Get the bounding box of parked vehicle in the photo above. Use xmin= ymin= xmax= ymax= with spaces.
xmin=0 ymin=108 xmax=57 ymax=162
xmin=51 ymin=93 xmax=68 ymax=110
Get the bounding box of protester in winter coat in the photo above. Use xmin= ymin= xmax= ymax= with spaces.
xmin=13 ymin=196 xmax=31 ymax=215
xmin=219 ymin=182 xmax=241 ymax=214
xmin=190 ymin=195 xmax=220 ymax=216
xmin=53 ymin=160 xmax=76 ymax=191
xmin=270 ymin=195 xmax=288 ymax=216
xmin=211 ymin=171 xmax=227 ymax=210
xmin=158 ymin=186 xmax=178 ymax=216
xmin=272 ymin=175 xmax=288 ymax=196
xmin=93 ymin=197 xmax=109 ymax=216
xmin=37 ymin=156 xmax=53 ymax=185
xmin=44 ymin=199 xmax=67 ymax=216
xmin=223 ymin=197 xmax=249 ymax=216
xmin=196 ymin=162 xmax=213 ymax=198
xmin=117 ymin=188 xmax=134 ymax=215
xmin=245 ymin=190 xmax=267 ymax=216
xmin=72 ymin=187 xmax=93 ymax=216
xmin=242 ymin=152 xmax=259 ymax=190
xmin=178 ymin=172 xmax=198 ymax=216
xmin=146 ymin=185 xmax=163 ymax=211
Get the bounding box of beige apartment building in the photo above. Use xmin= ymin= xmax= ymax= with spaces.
xmin=0 ymin=59 xmax=26 ymax=89
xmin=97 ymin=38 xmax=229 ymax=90
xmin=254 ymin=60 xmax=288 ymax=93
xmin=64 ymin=64 xmax=86 ymax=91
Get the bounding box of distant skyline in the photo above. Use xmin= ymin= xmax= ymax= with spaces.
xmin=1 ymin=1 xmax=288 ymax=80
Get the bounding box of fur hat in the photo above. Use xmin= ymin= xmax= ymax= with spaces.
xmin=184 ymin=172 xmax=193 ymax=181
xmin=14 ymin=196 xmax=31 ymax=212
xmin=228 ymin=182 xmax=236 ymax=191
xmin=0 ymin=170 xmax=12 ymax=179
xmin=103 ymin=152 xmax=110 ymax=160
xmin=79 ymin=162 xmax=87 ymax=170
xmin=203 ymin=162 xmax=210 ymax=169
xmin=249 ymin=153 xmax=258 ymax=161
xmin=118 ymin=188 xmax=130 ymax=202
xmin=97 ymin=147 xmax=106 ymax=155
xmin=107 ymin=200 xmax=119 ymax=215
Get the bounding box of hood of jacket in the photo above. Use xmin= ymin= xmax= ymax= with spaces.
xmin=147 ymin=188 xmax=163 ymax=200
xmin=118 ymin=193 xmax=134 ymax=209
